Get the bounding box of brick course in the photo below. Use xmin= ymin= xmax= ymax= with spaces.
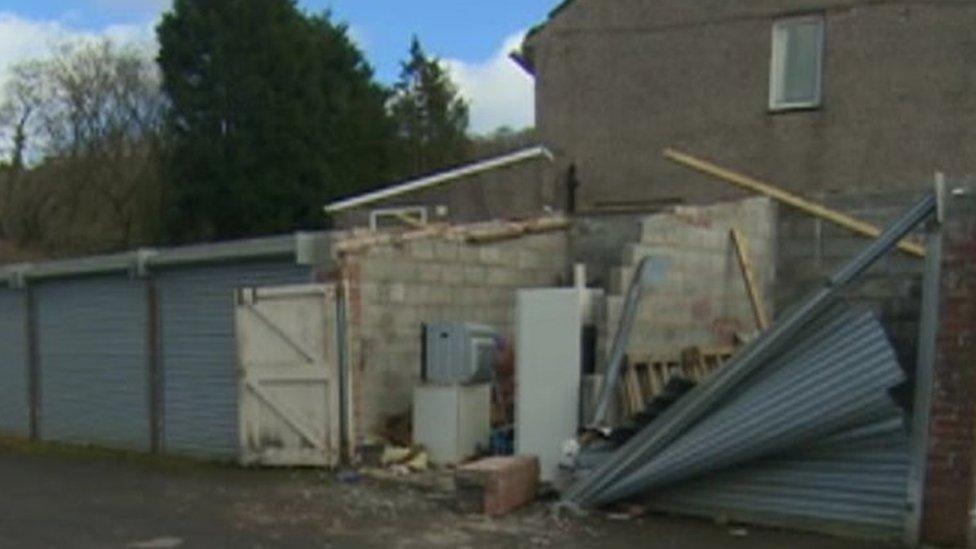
xmin=456 ymin=455 xmax=540 ymax=516
xmin=922 ymin=186 xmax=976 ymax=547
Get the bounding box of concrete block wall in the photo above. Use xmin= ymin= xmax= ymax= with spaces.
xmin=338 ymin=231 xmax=569 ymax=442
xmin=599 ymin=197 xmax=777 ymax=361
xmin=921 ymin=184 xmax=976 ymax=547
xmin=775 ymin=188 xmax=928 ymax=374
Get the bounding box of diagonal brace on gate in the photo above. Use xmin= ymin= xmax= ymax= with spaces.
xmin=243 ymin=377 xmax=327 ymax=451
xmin=241 ymin=302 xmax=317 ymax=364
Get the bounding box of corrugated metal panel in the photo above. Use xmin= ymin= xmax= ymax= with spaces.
xmin=157 ymin=261 xmax=310 ymax=459
xmin=36 ymin=275 xmax=150 ymax=450
xmin=648 ymin=418 xmax=910 ymax=540
xmin=570 ymin=307 xmax=911 ymax=539
xmin=597 ymin=309 xmax=905 ymax=504
xmin=0 ymin=289 xmax=29 ymax=436
xmin=564 ymin=194 xmax=936 ymax=509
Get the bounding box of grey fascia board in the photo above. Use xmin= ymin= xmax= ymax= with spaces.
xmin=0 ymin=264 xmax=27 ymax=288
xmin=4 ymin=231 xmax=333 ymax=284
xmin=147 ymin=234 xmax=301 ymax=268
xmin=26 ymin=252 xmax=138 ymax=282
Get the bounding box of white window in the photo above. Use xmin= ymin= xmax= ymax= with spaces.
xmin=769 ymin=15 xmax=825 ymax=111
xmin=369 ymin=206 xmax=428 ymax=230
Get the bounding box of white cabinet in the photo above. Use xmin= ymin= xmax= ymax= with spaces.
xmin=413 ymin=383 xmax=491 ymax=465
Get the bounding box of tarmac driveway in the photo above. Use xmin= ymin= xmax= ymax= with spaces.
xmin=0 ymin=440 xmax=896 ymax=549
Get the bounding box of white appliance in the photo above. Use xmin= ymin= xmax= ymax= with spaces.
xmin=515 ymin=288 xmax=603 ymax=482
xmin=413 ymin=383 xmax=491 ymax=465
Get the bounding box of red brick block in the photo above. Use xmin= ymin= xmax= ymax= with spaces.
xmin=922 ymin=191 xmax=976 ymax=547
xmin=456 ymin=455 xmax=540 ymax=516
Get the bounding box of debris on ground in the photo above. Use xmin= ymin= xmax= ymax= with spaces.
xmin=336 ymin=470 xmax=361 ymax=484
xmin=127 ymin=537 xmax=184 ymax=549
xmin=456 ymin=455 xmax=540 ymax=516
xmin=378 ymin=444 xmax=429 ymax=472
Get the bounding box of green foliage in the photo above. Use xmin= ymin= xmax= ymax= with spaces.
xmin=157 ymin=0 xmax=397 ymax=241
xmin=389 ymin=37 xmax=471 ymax=178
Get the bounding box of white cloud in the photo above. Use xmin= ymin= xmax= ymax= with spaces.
xmin=347 ymin=24 xmax=370 ymax=54
xmin=90 ymin=0 xmax=168 ymax=12
xmin=443 ymin=32 xmax=534 ymax=135
xmin=0 ymin=12 xmax=156 ymax=87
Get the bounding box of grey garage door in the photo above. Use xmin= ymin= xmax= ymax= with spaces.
xmin=0 ymin=289 xmax=28 ymax=437
xmin=157 ymin=261 xmax=310 ymax=459
xmin=36 ymin=276 xmax=150 ymax=450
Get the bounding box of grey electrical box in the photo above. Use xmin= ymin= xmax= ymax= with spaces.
xmin=423 ymin=322 xmax=500 ymax=384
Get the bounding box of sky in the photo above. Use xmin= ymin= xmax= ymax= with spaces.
xmin=0 ymin=0 xmax=556 ymax=133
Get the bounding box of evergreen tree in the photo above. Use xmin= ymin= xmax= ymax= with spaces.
xmin=390 ymin=37 xmax=471 ymax=178
xmin=157 ymin=0 xmax=396 ymax=240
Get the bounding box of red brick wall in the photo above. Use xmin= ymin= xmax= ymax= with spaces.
xmin=923 ymin=188 xmax=976 ymax=546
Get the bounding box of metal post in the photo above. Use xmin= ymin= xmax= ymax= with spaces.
xmin=147 ymin=279 xmax=163 ymax=454
xmin=905 ymin=181 xmax=946 ymax=545
xmin=25 ymin=287 xmax=40 ymax=440
xmin=589 ymin=256 xmax=669 ymax=427
xmin=335 ymin=278 xmax=352 ymax=463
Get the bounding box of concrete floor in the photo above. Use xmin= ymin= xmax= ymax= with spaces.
xmin=0 ymin=441 xmax=898 ymax=549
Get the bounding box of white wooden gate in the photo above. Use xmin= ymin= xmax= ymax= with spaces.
xmin=235 ymin=284 xmax=341 ymax=467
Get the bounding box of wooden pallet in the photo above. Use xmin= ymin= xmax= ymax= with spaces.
xmin=618 ymin=345 xmax=736 ymax=417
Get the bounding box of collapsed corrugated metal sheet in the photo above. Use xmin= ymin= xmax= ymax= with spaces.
xmin=594 ymin=308 xmax=905 ymax=505
xmin=35 ymin=275 xmax=151 ymax=450
xmin=562 ymin=193 xmax=937 ymax=541
xmin=647 ymin=418 xmax=910 ymax=539
xmin=0 ymin=289 xmax=28 ymax=437
xmin=158 ymin=262 xmax=310 ymax=459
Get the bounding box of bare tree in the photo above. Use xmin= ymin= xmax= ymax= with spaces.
xmin=0 ymin=38 xmax=167 ymax=255
xmin=0 ymin=62 xmax=48 ymax=241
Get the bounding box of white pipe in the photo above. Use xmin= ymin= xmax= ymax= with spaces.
xmin=323 ymin=146 xmax=555 ymax=214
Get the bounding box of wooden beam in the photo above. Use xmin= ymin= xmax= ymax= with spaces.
xmin=663 ymin=148 xmax=925 ymax=258
xmin=394 ymin=210 xmax=427 ymax=229
xmin=730 ymin=228 xmax=771 ymax=331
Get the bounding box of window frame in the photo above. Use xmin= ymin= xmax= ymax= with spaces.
xmin=369 ymin=206 xmax=428 ymax=231
xmin=769 ymin=14 xmax=826 ymax=112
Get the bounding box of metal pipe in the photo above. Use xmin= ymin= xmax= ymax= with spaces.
xmin=905 ymin=216 xmax=944 ymax=545
xmin=588 ymin=256 xmax=669 ymax=427
xmin=323 ymin=146 xmax=555 ymax=213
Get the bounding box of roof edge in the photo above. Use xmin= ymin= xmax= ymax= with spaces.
xmin=0 ymin=231 xmax=334 ymax=286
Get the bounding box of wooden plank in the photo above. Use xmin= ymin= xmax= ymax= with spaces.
xmin=394 ymin=210 xmax=427 ymax=228
xmin=663 ymin=148 xmax=925 ymax=258
xmin=730 ymin=229 xmax=771 ymax=331
xmin=645 ymin=362 xmax=662 ymax=396
xmin=625 ymin=362 xmax=644 ymax=413
xmin=685 ymin=347 xmax=707 ymax=382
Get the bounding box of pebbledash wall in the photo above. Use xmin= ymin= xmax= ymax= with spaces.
xmin=335 ymin=230 xmax=570 ymax=440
